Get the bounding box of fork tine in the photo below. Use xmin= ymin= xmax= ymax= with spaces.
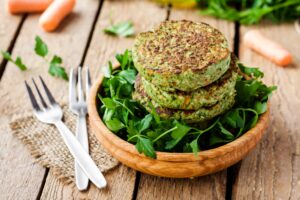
xmin=85 ymin=67 xmax=91 ymax=99
xmin=24 ymin=81 xmax=41 ymax=111
xmin=32 ymin=78 xmax=48 ymax=108
xmin=39 ymin=76 xmax=57 ymax=105
xmin=69 ymin=67 xmax=77 ymax=104
xmin=77 ymin=67 xmax=84 ymax=102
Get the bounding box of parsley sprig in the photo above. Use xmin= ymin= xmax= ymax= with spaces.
xmin=1 ymin=36 xmax=68 ymax=81
xmin=104 ymin=21 xmax=135 ymax=37
xmin=197 ymin=0 xmax=300 ymax=25
xmin=34 ymin=36 xmax=68 ymax=81
xmin=1 ymin=51 xmax=27 ymax=71
xmin=98 ymin=50 xmax=276 ymax=158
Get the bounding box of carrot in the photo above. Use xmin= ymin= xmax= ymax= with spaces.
xmin=243 ymin=30 xmax=292 ymax=66
xmin=39 ymin=0 xmax=76 ymax=32
xmin=6 ymin=0 xmax=53 ymax=14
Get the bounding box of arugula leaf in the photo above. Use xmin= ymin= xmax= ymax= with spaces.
xmin=135 ymin=136 xmax=156 ymax=158
xmin=34 ymin=36 xmax=48 ymax=57
xmin=104 ymin=21 xmax=134 ymax=37
xmin=48 ymin=55 xmax=68 ymax=81
xmin=1 ymin=51 xmax=27 ymax=71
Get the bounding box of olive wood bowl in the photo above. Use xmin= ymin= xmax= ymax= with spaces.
xmin=88 ymin=66 xmax=269 ymax=178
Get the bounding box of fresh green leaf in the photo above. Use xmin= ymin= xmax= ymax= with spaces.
xmin=254 ymin=101 xmax=267 ymax=114
xmin=102 ymin=62 xmax=113 ymax=78
xmin=14 ymin=57 xmax=27 ymax=71
xmin=137 ymin=114 xmax=152 ymax=133
xmin=218 ymin=122 xmax=235 ymax=140
xmin=34 ymin=36 xmax=48 ymax=57
xmin=190 ymin=136 xmax=200 ymax=157
xmin=118 ymin=69 xmax=136 ymax=84
xmin=104 ymin=21 xmax=134 ymax=37
xmin=1 ymin=51 xmax=13 ymax=61
xmin=238 ymin=63 xmax=264 ymax=78
xmin=1 ymin=51 xmax=27 ymax=71
xmin=48 ymin=55 xmax=68 ymax=81
xmin=165 ymin=122 xmax=191 ymax=149
xmin=197 ymin=0 xmax=300 ymax=25
xmin=135 ymin=137 xmax=156 ymax=158
xmin=101 ymin=97 xmax=117 ymax=109
xmin=106 ymin=118 xmax=125 ymax=132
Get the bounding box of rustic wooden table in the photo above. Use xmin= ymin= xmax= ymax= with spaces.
xmin=0 ymin=0 xmax=299 ymax=199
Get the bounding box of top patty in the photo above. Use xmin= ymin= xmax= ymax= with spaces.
xmin=132 ymin=20 xmax=231 ymax=91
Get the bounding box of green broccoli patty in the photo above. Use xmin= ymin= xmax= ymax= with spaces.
xmin=141 ymin=54 xmax=238 ymax=110
xmin=133 ymin=77 xmax=236 ymax=123
xmin=132 ymin=20 xmax=231 ymax=92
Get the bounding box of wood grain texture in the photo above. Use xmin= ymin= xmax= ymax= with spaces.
xmin=134 ymin=8 xmax=235 ymax=199
xmin=233 ymin=24 xmax=300 ymax=200
xmin=0 ymin=0 xmax=100 ymax=199
xmin=41 ymin=165 xmax=135 ymax=200
xmin=0 ymin=0 xmax=23 ymax=58
xmin=138 ymin=173 xmax=226 ymax=200
xmin=41 ymin=0 xmax=167 ymax=199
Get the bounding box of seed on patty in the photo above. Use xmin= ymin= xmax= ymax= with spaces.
xmin=141 ymin=54 xmax=238 ymax=110
xmin=132 ymin=20 xmax=231 ymax=91
xmin=133 ymin=77 xmax=236 ymax=124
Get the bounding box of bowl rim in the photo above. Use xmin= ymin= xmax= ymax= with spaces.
xmin=88 ymin=64 xmax=269 ymax=162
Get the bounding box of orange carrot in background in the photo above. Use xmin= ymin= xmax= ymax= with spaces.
xmin=6 ymin=0 xmax=53 ymax=14
xmin=39 ymin=0 xmax=76 ymax=32
xmin=243 ymin=30 xmax=292 ymax=66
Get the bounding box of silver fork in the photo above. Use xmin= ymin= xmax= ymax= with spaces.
xmin=69 ymin=67 xmax=91 ymax=190
xmin=25 ymin=77 xmax=107 ymax=189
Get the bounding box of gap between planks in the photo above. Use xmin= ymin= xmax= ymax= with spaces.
xmin=36 ymin=0 xmax=104 ymax=198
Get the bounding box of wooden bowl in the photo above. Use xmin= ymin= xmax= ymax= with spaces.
xmin=88 ymin=68 xmax=269 ymax=178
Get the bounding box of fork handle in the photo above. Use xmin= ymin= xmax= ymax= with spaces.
xmin=75 ymin=115 xmax=89 ymax=190
xmin=54 ymin=120 xmax=107 ymax=189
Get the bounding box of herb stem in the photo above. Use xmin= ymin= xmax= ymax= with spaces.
xmin=152 ymin=126 xmax=178 ymax=143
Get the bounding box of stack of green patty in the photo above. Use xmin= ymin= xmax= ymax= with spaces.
xmin=132 ymin=20 xmax=238 ymax=123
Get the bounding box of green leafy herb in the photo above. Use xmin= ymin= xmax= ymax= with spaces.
xmin=104 ymin=21 xmax=134 ymax=37
xmin=98 ymin=49 xmax=276 ymax=158
xmin=197 ymin=0 xmax=300 ymax=25
xmin=48 ymin=55 xmax=68 ymax=81
xmin=34 ymin=35 xmax=68 ymax=81
xmin=1 ymin=51 xmax=27 ymax=71
xmin=34 ymin=36 xmax=48 ymax=57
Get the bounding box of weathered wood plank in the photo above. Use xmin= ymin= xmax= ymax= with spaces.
xmin=40 ymin=0 xmax=167 ymax=199
xmin=0 ymin=0 xmax=100 ymax=199
xmin=0 ymin=0 xmax=23 ymax=56
xmin=136 ymin=8 xmax=234 ymax=200
xmin=0 ymin=0 xmax=24 ymax=76
xmin=233 ymin=24 xmax=300 ymax=200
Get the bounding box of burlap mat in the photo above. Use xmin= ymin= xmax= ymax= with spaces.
xmin=9 ymin=104 xmax=119 ymax=185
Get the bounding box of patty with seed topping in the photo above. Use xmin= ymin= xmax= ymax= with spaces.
xmin=133 ymin=76 xmax=236 ymax=123
xmin=141 ymin=54 xmax=238 ymax=110
xmin=132 ymin=20 xmax=231 ymax=92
